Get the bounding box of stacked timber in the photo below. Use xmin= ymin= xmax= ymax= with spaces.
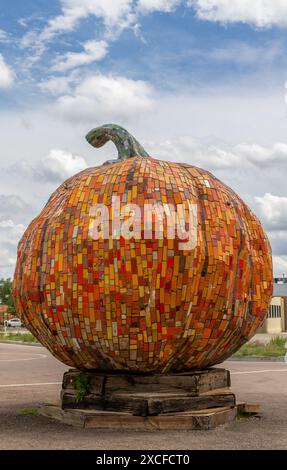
xmin=38 ymin=368 xmax=244 ymax=429
xmin=61 ymin=368 xmax=235 ymax=417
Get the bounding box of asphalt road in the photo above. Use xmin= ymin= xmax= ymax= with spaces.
xmin=0 ymin=342 xmax=287 ymax=450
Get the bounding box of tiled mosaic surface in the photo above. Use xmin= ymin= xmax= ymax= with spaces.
xmin=13 ymin=126 xmax=273 ymax=372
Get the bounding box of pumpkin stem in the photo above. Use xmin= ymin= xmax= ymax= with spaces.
xmin=85 ymin=124 xmax=150 ymax=162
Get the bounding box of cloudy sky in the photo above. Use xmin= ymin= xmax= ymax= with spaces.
xmin=1 ymin=0 xmax=287 ymax=278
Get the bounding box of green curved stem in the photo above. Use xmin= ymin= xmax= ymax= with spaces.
xmin=85 ymin=124 xmax=150 ymax=161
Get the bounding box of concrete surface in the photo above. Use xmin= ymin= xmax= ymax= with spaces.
xmin=0 ymin=343 xmax=287 ymax=450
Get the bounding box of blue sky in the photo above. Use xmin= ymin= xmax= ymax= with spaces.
xmin=1 ymin=0 xmax=287 ymax=277
xmin=1 ymin=1 xmax=287 ymax=97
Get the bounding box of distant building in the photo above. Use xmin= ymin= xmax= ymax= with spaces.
xmin=274 ymin=276 xmax=287 ymax=284
xmin=0 ymin=305 xmax=9 ymax=325
xmin=259 ymin=282 xmax=287 ymax=334
xmin=0 ymin=305 xmax=16 ymax=326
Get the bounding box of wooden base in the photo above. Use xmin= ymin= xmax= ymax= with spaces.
xmin=39 ymin=404 xmax=237 ymax=430
xmin=38 ymin=369 xmax=261 ymax=430
xmin=61 ymin=368 xmax=233 ymax=417
xmin=37 ymin=367 xmax=241 ymax=430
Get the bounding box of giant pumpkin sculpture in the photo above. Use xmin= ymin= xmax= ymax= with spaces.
xmin=13 ymin=124 xmax=273 ymax=372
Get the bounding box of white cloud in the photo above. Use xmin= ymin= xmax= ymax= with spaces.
xmin=188 ymin=0 xmax=287 ymax=28
xmin=22 ymin=0 xmax=134 ymax=54
xmin=7 ymin=160 xmax=37 ymax=179
xmin=234 ymin=142 xmax=287 ymax=168
xmin=19 ymin=0 xmax=287 ymax=74
xmin=206 ymin=41 xmax=282 ymax=65
xmin=146 ymin=138 xmax=287 ymax=172
xmin=0 ymin=29 xmax=7 ymax=41
xmin=0 ymin=219 xmax=26 ymax=278
xmin=138 ymin=0 xmax=181 ymax=13
xmin=0 ymin=247 xmax=18 ymax=277
xmin=20 ymin=1 xmax=134 ymax=69
xmin=18 ymin=0 xmax=287 ymax=71
xmin=146 ymin=136 xmax=238 ymax=168
xmin=0 ymin=54 xmax=15 ymax=89
xmin=254 ymin=193 xmax=287 ymax=231
xmin=39 ymin=75 xmax=78 ymax=96
xmin=267 ymin=231 xmax=287 ymax=255
xmin=55 ymin=73 xmax=155 ymax=123
xmin=49 ymin=0 xmax=133 ymax=34
xmin=52 ymin=40 xmax=108 ymax=72
xmin=273 ymin=256 xmax=287 ymax=277
xmin=0 ymin=248 xmax=17 ymax=272
xmin=8 ymin=149 xmax=88 ymax=183
xmin=0 ymin=220 xmax=26 ymax=246
xmin=0 ymin=195 xmax=32 ymax=221
xmin=40 ymin=149 xmax=88 ymax=182
xmin=252 ymin=193 xmax=287 ymax=271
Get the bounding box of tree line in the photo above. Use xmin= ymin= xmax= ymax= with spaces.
xmin=0 ymin=278 xmax=16 ymax=315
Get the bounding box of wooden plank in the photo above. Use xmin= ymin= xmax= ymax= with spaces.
xmin=196 ymin=369 xmax=231 ymax=394
xmin=243 ymin=404 xmax=260 ymax=414
xmin=113 ymin=391 xmax=192 ymax=398
xmin=62 ymin=392 xmax=149 ymax=416
xmin=148 ymin=407 xmax=236 ymax=431
xmin=62 ymin=390 xmax=235 ymax=416
xmin=147 ymin=393 xmax=235 ymax=415
xmin=237 ymin=402 xmax=260 ymax=415
xmin=62 ymin=370 xmax=104 ymax=395
xmin=63 ymin=368 xmax=229 ymax=397
xmin=39 ymin=405 xmax=85 ymax=428
xmin=61 ymin=392 xmax=104 ymax=410
xmin=84 ymin=413 xmax=152 ymax=430
xmin=104 ymin=375 xmax=198 ymax=396
xmin=201 ymin=388 xmax=232 ymax=396
xmin=40 ymin=404 xmax=236 ymax=430
xmin=207 ymin=407 xmax=236 ymax=430
xmin=84 ymin=408 xmax=236 ymax=430
xmin=176 ymin=406 xmax=232 ymax=416
xmin=104 ymin=368 xmax=229 ymax=396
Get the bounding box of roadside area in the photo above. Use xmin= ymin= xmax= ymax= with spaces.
xmin=0 ymin=342 xmax=287 ymax=450
xmin=2 ymin=329 xmax=287 ymax=358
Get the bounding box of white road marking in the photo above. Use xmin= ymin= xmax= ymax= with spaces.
xmin=231 ymin=369 xmax=287 ymax=375
xmin=0 ymin=382 xmax=61 ymax=388
xmin=0 ymin=342 xmax=40 ymax=347
xmin=227 ymin=360 xmax=287 ymax=364
xmin=0 ymin=353 xmax=47 ymax=362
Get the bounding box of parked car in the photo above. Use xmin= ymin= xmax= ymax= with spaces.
xmin=5 ymin=318 xmax=22 ymax=328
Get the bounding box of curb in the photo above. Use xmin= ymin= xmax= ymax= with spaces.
xmin=0 ymin=340 xmax=41 ymax=347
xmin=227 ymin=355 xmax=286 ymax=362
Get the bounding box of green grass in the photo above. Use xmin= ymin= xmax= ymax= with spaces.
xmin=234 ymin=336 xmax=287 ymax=357
xmin=74 ymin=372 xmax=90 ymax=402
xmin=0 ymin=332 xmax=39 ymax=343
xmin=18 ymin=407 xmax=39 ymax=416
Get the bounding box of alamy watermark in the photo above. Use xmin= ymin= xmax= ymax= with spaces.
xmin=88 ymin=196 xmax=198 ymax=250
